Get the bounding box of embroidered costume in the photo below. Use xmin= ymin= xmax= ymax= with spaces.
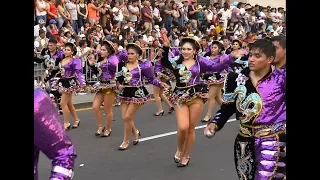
xmin=161 ymin=37 xmax=237 ymax=106
xmin=201 ymin=54 xmax=233 ymax=85
xmin=55 ymin=57 xmax=86 ymax=93
xmin=34 ymin=88 xmax=77 ymax=180
xmin=88 ymin=41 xmax=119 ymax=95
xmin=116 ymin=43 xmax=162 ymax=104
xmin=209 ymin=68 xmax=286 ymax=180
xmin=34 ymin=48 xmax=64 ymax=113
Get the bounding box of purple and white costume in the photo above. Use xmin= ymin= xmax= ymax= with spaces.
xmin=56 ymin=58 xmax=86 ymax=93
xmin=116 ymin=60 xmax=162 ymax=104
xmin=161 ymin=46 xmax=237 ymax=106
xmin=89 ymin=55 xmax=119 ymax=94
xmin=201 ymin=54 xmax=233 ymax=85
xmin=209 ymin=67 xmax=286 ymax=180
xmin=34 ymin=89 xmax=77 ymax=180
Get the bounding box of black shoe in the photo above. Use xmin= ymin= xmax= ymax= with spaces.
xmin=168 ymin=107 xmax=175 ymax=114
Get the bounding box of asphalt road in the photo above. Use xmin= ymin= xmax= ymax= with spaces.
xmin=37 ymin=101 xmax=239 ymax=180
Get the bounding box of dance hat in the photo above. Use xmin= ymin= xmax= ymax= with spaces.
xmin=64 ymin=42 xmax=77 ymax=55
xmin=181 ymin=36 xmax=201 ymax=51
xmin=102 ymin=40 xmax=116 ymax=54
xmin=126 ymin=43 xmax=143 ymax=56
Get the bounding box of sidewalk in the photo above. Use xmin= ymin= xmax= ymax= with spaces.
xmin=73 ymin=82 xmax=176 ymax=109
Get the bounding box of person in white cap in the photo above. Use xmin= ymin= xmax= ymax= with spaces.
xmin=34 ymin=19 xmax=47 ymax=38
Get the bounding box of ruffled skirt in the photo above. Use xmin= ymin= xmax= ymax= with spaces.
xmin=88 ymin=80 xmax=117 ymax=96
xmin=170 ymin=84 xmax=208 ymax=106
xmin=201 ymin=70 xmax=229 ymax=85
xmin=54 ymin=77 xmax=84 ymax=93
xmin=118 ymin=86 xmax=151 ymax=104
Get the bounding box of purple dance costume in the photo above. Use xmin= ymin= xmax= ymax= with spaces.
xmin=56 ymin=58 xmax=86 ymax=93
xmin=89 ymin=55 xmax=119 ymax=95
xmin=201 ymin=54 xmax=233 ymax=85
xmin=116 ymin=60 xmax=162 ymax=104
xmin=161 ymin=46 xmax=237 ymax=106
xmin=34 ymin=89 xmax=77 ymax=180
xmin=116 ymin=49 xmax=128 ymax=62
xmin=209 ymin=67 xmax=286 ymax=180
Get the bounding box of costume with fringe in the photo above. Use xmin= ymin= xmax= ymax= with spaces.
xmin=201 ymin=54 xmax=233 ymax=85
xmin=34 ymin=48 xmax=64 ymax=112
xmin=161 ymin=46 xmax=237 ymax=106
xmin=116 ymin=60 xmax=161 ymax=104
xmin=209 ymin=67 xmax=286 ymax=180
xmin=88 ymin=55 xmax=119 ymax=95
xmin=55 ymin=57 xmax=86 ymax=93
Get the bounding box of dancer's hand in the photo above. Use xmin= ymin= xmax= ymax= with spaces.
xmin=231 ymin=49 xmax=246 ymax=59
xmin=204 ymin=123 xmax=217 ymax=137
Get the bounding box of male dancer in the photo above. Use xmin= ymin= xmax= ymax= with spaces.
xmin=271 ymin=36 xmax=286 ymax=69
xmin=34 ymin=88 xmax=77 ymax=180
xmin=204 ymin=39 xmax=286 ymax=180
xmin=34 ymin=38 xmax=64 ymax=114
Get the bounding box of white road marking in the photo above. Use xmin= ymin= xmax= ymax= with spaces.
xmin=139 ymin=118 xmax=237 ymax=142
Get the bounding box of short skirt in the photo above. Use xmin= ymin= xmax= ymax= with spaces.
xmin=118 ymin=86 xmax=151 ymax=104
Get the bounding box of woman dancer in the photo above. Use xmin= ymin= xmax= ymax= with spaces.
xmin=56 ymin=42 xmax=86 ymax=130
xmin=153 ymin=48 xmax=174 ymax=116
xmin=161 ymin=35 xmax=245 ymax=167
xmin=34 ymin=88 xmax=77 ymax=180
xmin=201 ymin=41 xmax=231 ymax=122
xmin=116 ymin=43 xmax=168 ymax=150
xmin=89 ymin=41 xmax=119 ymax=137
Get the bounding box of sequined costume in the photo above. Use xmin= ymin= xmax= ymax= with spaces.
xmin=161 ymin=46 xmax=237 ymax=106
xmin=116 ymin=49 xmax=128 ymax=62
xmin=88 ymin=55 xmax=119 ymax=95
xmin=201 ymin=54 xmax=233 ymax=85
xmin=209 ymin=67 xmax=286 ymax=180
xmin=56 ymin=57 xmax=86 ymax=93
xmin=34 ymin=48 xmax=64 ymax=113
xmin=34 ymin=89 xmax=77 ymax=180
xmin=116 ymin=60 xmax=162 ymax=104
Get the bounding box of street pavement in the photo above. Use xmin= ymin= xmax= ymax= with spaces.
xmin=37 ymin=101 xmax=239 ymax=180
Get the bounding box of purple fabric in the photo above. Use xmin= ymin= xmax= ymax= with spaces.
xmin=169 ymin=47 xmax=180 ymax=57
xmin=99 ymin=55 xmax=119 ymax=80
xmin=204 ymin=54 xmax=233 ymax=74
xmin=254 ymin=69 xmax=286 ymax=124
xmin=198 ymin=54 xmax=236 ymax=73
xmin=254 ymin=136 xmax=286 ymax=179
xmin=34 ymin=89 xmax=77 ymax=180
xmin=52 ymin=50 xmax=64 ymax=60
xmin=141 ymin=61 xmax=162 ymax=87
xmin=121 ymin=60 xmax=161 ymax=87
xmin=62 ymin=58 xmax=86 ymax=85
xmin=116 ymin=50 xmax=128 ymax=62
xmin=154 ymin=60 xmax=162 ymax=74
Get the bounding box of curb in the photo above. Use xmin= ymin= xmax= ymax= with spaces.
xmin=74 ymin=93 xmax=155 ymax=110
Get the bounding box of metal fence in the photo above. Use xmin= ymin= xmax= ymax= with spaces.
xmin=34 ymin=47 xmax=181 ymax=86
